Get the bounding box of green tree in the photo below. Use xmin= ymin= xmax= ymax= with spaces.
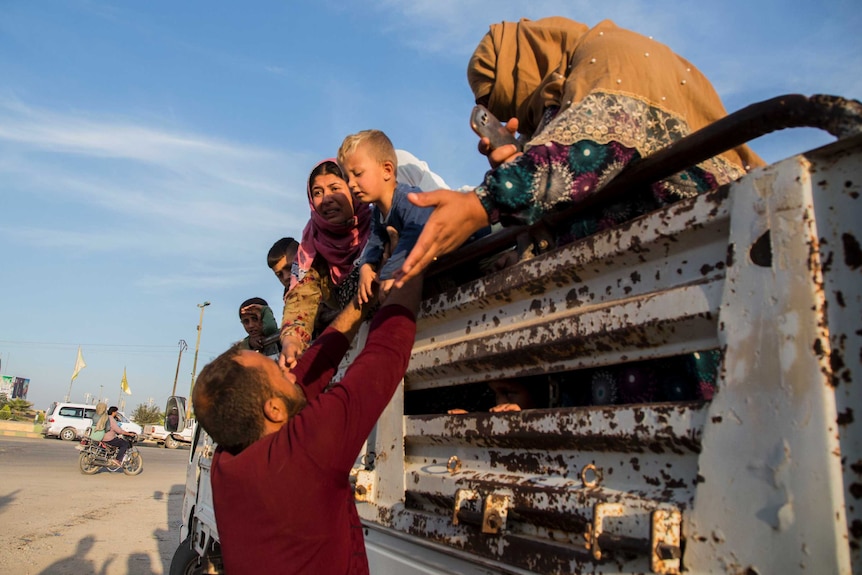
xmin=6 ymin=398 xmax=34 ymax=422
xmin=130 ymin=403 xmax=162 ymax=425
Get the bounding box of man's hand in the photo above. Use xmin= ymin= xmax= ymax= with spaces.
xmin=383 ymin=271 xmax=423 ymax=316
xmin=278 ymin=335 xmax=304 ymax=369
xmin=393 ymin=190 xmax=489 ymax=287
xmin=478 ymin=117 xmax=522 ymax=169
xmin=381 ymin=226 xmax=399 ymax=263
xmin=376 ymin=226 xmax=400 ymax=304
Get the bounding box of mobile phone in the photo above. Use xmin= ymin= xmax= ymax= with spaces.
xmin=470 ymin=104 xmax=522 ymax=152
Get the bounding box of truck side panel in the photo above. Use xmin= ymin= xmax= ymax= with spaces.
xmin=354 ymin=136 xmax=861 ymax=574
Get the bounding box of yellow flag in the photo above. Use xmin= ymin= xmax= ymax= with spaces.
xmin=121 ymin=367 xmax=132 ymax=395
xmin=70 ymin=346 xmax=86 ymax=381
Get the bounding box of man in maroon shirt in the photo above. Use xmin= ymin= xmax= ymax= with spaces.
xmin=192 ymin=277 xmax=421 ymax=575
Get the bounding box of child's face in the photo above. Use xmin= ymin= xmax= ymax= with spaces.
xmin=488 ymin=379 xmax=535 ymax=409
xmin=341 ymin=145 xmax=392 ymax=205
xmin=310 ymin=173 xmax=354 ymax=225
xmin=240 ymin=312 xmax=264 ymax=336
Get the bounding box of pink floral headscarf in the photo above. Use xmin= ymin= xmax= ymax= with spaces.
xmin=290 ymin=159 xmax=371 ymax=290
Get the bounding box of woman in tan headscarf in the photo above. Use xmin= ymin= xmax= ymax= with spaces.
xmin=395 ymin=17 xmax=764 ymax=284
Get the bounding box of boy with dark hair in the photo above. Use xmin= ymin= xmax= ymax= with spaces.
xmin=267 ymin=236 xmax=299 ymax=290
xmin=238 ymin=297 xmax=280 ymax=356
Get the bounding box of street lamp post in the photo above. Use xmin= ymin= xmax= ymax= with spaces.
xmin=188 ymin=302 xmax=211 ymax=419
xmin=171 ymin=339 xmax=188 ymax=397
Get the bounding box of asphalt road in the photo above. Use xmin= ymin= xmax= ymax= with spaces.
xmin=0 ymin=435 xmax=191 ymax=575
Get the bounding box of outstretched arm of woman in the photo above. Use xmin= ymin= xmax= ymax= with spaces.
xmin=393 ymin=189 xmax=489 ymax=287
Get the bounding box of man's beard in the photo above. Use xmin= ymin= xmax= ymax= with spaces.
xmin=275 ymin=388 xmax=307 ymax=418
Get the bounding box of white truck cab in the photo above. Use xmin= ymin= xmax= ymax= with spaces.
xmin=167 ymin=94 xmax=861 ymax=574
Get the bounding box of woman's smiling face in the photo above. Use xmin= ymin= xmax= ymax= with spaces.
xmin=309 ymin=173 xmax=354 ymax=224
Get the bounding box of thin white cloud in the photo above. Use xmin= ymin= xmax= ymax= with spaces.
xmin=0 ymin=98 xmax=290 ymax=185
xmin=0 ymin=98 xmax=313 ymax=265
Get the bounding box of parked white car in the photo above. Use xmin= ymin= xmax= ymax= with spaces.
xmin=142 ymin=423 xmax=193 ymax=448
xmin=115 ymin=411 xmax=143 ymax=436
xmin=41 ymin=402 xmax=97 ymax=441
xmin=41 ymin=402 xmax=142 ymax=441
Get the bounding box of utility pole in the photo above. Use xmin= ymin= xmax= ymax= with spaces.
xmin=188 ymin=301 xmax=210 ymax=420
xmin=171 ymin=339 xmax=188 ymax=397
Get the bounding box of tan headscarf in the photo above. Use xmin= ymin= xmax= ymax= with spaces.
xmin=94 ymin=402 xmax=109 ymax=432
xmin=468 ymin=17 xmax=763 ymax=172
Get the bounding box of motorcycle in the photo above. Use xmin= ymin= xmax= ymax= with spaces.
xmin=77 ymin=434 xmax=144 ymax=476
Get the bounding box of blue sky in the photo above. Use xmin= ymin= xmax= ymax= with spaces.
xmin=0 ymin=1 xmax=859 ymax=413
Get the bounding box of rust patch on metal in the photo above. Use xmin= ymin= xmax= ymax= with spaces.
xmin=837 ymin=408 xmax=854 ymax=426
xmin=749 ymin=231 xmax=772 ymax=268
xmin=842 ymin=232 xmax=862 ymax=269
xmin=813 ymin=338 xmax=826 ymax=358
xmin=821 ymin=248 xmax=834 ymax=274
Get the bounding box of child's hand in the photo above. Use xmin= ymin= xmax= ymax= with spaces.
xmin=489 ymin=403 xmax=522 ymax=413
xmin=357 ymin=263 xmax=377 ymax=305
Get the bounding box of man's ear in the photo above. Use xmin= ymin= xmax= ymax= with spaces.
xmin=263 ymin=397 xmax=288 ymax=424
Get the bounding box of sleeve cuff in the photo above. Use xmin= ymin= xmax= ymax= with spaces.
xmin=473 ymin=184 xmax=500 ymax=225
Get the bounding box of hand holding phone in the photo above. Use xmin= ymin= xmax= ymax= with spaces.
xmin=470 ymin=105 xmax=522 ymax=152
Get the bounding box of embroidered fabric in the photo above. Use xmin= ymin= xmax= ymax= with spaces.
xmin=529 ymin=91 xmax=746 ymax=185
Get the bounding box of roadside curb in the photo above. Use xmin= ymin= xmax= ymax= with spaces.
xmin=0 ymin=429 xmax=42 ymax=439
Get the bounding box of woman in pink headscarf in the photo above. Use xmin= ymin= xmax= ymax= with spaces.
xmin=278 ymin=159 xmax=371 ymax=369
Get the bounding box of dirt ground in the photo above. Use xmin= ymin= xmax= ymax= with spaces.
xmin=0 ymin=436 xmax=190 ymax=575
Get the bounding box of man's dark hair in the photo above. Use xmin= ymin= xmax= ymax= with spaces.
xmin=238 ymin=297 xmax=268 ymax=317
xmin=107 ymin=406 xmax=119 ymax=415
xmin=267 ymin=237 xmax=299 ymax=269
xmin=193 ymin=346 xmax=272 ymax=454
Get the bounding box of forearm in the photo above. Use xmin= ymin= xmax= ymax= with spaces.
xmin=280 ymin=273 xmax=323 ymax=346
xmin=326 ymin=296 xmax=367 ymax=343
xmin=332 ymin=302 xmax=418 ymax=469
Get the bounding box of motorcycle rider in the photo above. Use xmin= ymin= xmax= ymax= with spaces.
xmin=104 ymin=406 xmax=136 ymax=466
